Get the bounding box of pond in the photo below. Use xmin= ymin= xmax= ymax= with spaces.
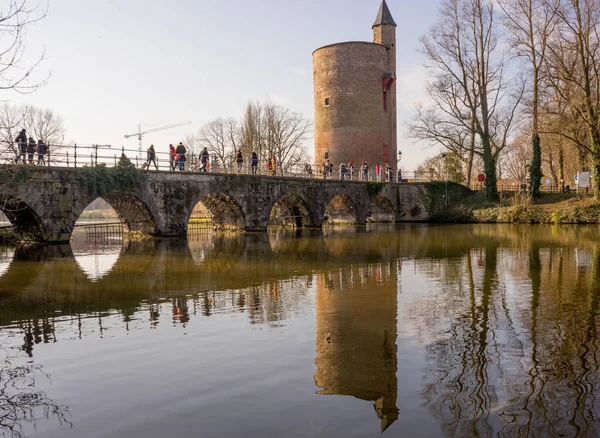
xmin=0 ymin=224 xmax=599 ymax=438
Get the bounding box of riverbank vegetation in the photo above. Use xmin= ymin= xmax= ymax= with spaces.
xmin=436 ymin=191 xmax=600 ymax=224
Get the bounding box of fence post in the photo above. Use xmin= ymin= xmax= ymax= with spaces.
xmin=66 ymin=151 xmax=69 ymax=167
xmin=90 ymin=152 xmax=93 ymax=166
xmin=114 ymin=154 xmax=117 ymax=167
xmin=136 ymin=155 xmax=138 ymax=168
xmin=74 ymin=143 xmax=77 ymax=168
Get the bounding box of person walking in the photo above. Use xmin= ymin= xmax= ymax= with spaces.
xmin=322 ymin=162 xmax=327 ymax=179
xmin=145 ymin=144 xmax=158 ymax=170
xmin=348 ymin=160 xmax=355 ymax=180
xmin=15 ymin=129 xmax=27 ymax=164
xmin=385 ymin=164 xmax=392 ymax=182
xmin=36 ymin=139 xmax=47 ymax=166
xmin=375 ymin=163 xmax=381 ymax=181
xmin=267 ymin=157 xmax=273 ymax=176
xmin=361 ymin=160 xmax=369 ymax=181
xmin=200 ymin=147 xmax=210 ymax=172
xmin=169 ymin=144 xmax=176 ymax=171
xmin=175 ymin=142 xmax=186 ymax=171
xmin=340 ymin=163 xmax=347 ymax=180
xmin=27 ymin=137 xmax=36 ymax=165
xmin=250 ymin=150 xmax=259 ymax=175
xmin=235 ymin=149 xmax=244 ymax=173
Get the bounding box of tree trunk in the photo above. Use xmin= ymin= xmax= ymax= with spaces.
xmin=482 ymin=134 xmax=498 ymax=199
xmin=591 ymin=127 xmax=600 ymax=198
xmin=529 ymin=133 xmax=542 ymax=196
xmin=559 ymin=146 xmax=564 ymax=191
xmin=466 ymin=126 xmax=476 ymax=187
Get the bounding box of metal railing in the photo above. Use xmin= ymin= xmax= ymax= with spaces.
xmin=0 ymin=141 xmax=416 ymax=183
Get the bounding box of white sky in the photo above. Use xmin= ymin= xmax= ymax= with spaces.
xmin=9 ymin=0 xmax=444 ymax=169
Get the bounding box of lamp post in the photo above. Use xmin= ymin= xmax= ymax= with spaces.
xmin=441 ymin=153 xmax=449 ymax=208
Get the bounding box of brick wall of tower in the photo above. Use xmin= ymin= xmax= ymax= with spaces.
xmin=313 ymin=42 xmax=396 ymax=171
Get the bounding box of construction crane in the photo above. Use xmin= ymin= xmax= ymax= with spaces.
xmin=124 ymin=121 xmax=191 ymax=158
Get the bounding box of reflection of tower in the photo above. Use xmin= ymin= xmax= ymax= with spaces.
xmin=314 ymin=260 xmax=399 ymax=433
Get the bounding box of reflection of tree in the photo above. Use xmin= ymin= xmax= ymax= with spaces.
xmin=420 ymin=246 xmax=497 ymax=437
xmin=415 ymin=238 xmax=600 ymax=437
xmin=0 ymin=350 xmax=70 ymax=438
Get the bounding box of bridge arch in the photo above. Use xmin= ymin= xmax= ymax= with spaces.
xmin=76 ymin=193 xmax=158 ymax=235
xmin=323 ymin=194 xmax=359 ymax=225
xmin=269 ymin=193 xmax=313 ymax=228
xmin=188 ymin=192 xmax=246 ymax=231
xmin=368 ymin=195 xmax=395 ymax=223
xmin=0 ymin=196 xmax=47 ymax=242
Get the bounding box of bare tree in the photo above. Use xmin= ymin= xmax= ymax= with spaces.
xmin=23 ymin=106 xmax=64 ymax=146
xmin=499 ymin=0 xmax=559 ymax=195
xmin=0 ymin=1 xmax=48 ymax=95
xmin=260 ymin=101 xmax=311 ymax=173
xmin=240 ymin=100 xmax=311 ymax=174
xmin=503 ymin=134 xmax=532 ymax=182
xmin=545 ymin=0 xmax=600 ymax=197
xmin=197 ymin=118 xmax=240 ymax=172
xmin=182 ymin=134 xmax=201 ymax=162
xmin=409 ymin=0 xmax=523 ymax=198
xmin=0 ymin=104 xmax=65 ymax=160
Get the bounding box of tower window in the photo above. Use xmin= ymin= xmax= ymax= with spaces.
xmin=324 ymin=97 xmax=330 ymax=107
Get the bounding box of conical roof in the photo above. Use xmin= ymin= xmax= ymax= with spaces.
xmin=373 ymin=0 xmax=397 ymax=27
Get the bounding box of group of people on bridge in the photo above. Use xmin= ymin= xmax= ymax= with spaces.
xmin=143 ymin=143 xmax=274 ymax=175
xmin=14 ymin=129 xmax=48 ymax=166
xmin=141 ymin=143 xmax=403 ymax=182
xmin=313 ymin=160 xmax=396 ymax=182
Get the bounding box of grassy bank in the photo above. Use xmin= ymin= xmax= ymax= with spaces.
xmin=79 ymin=209 xmax=119 ymax=220
xmin=438 ymin=191 xmax=600 ymax=224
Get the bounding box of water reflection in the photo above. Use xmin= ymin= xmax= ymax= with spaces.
xmin=314 ymin=263 xmax=399 ymax=433
xmin=0 ymin=225 xmax=600 ymax=436
xmin=411 ymin=227 xmax=600 ymax=437
xmin=0 ymin=350 xmax=70 ymax=437
xmin=71 ymin=230 xmax=121 ymax=281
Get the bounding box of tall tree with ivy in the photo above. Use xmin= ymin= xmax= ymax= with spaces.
xmin=413 ymin=0 xmax=523 ymax=200
xmin=499 ymin=0 xmax=559 ymax=197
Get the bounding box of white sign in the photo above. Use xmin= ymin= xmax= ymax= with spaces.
xmin=577 ymin=171 xmax=591 ymax=188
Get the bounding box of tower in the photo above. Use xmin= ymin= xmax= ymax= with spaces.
xmin=313 ymin=1 xmax=398 ymax=174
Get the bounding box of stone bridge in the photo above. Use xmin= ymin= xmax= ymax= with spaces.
xmin=0 ymin=167 xmax=459 ymax=243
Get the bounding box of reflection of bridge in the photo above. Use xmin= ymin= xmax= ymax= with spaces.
xmin=1 ymin=167 xmax=447 ymax=242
